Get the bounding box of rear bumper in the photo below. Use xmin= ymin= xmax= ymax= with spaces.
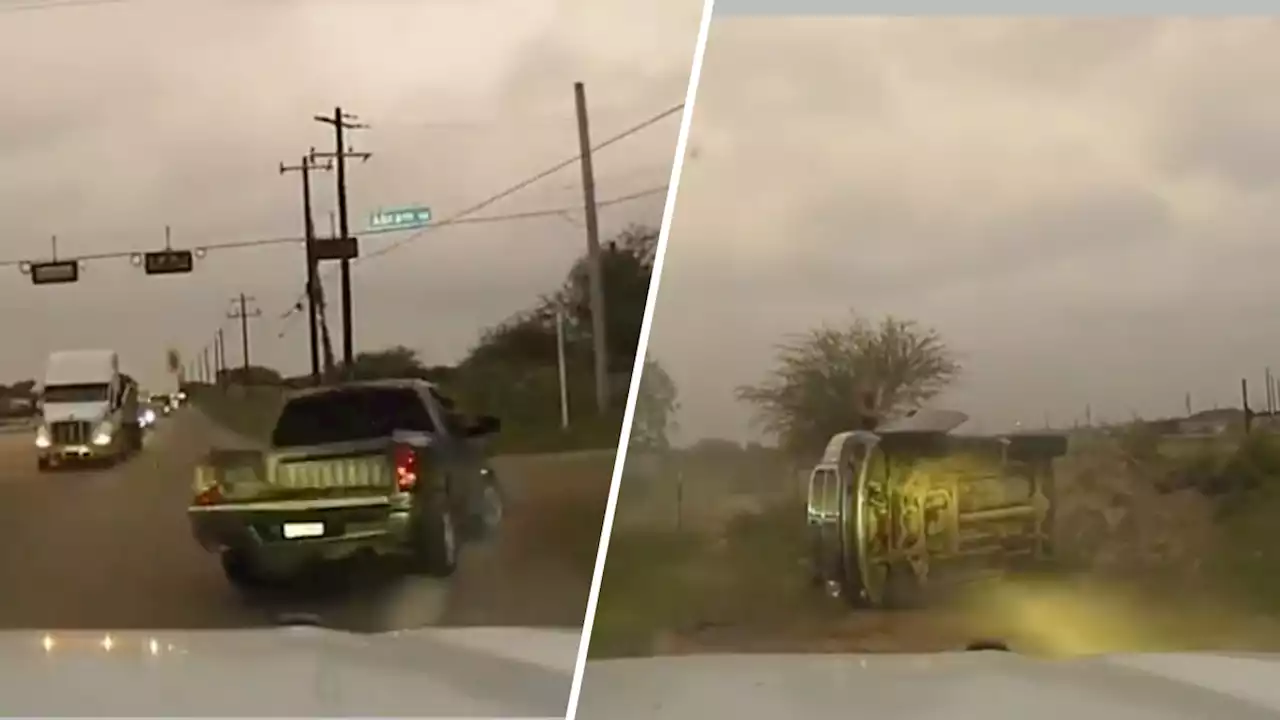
xmin=187 ymin=495 xmax=414 ymax=560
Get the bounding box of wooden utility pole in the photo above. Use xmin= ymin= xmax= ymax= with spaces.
xmin=574 ymin=82 xmax=609 ymax=416
xmin=280 ymin=152 xmax=333 ymax=384
xmin=228 ymin=294 xmax=262 ymax=374
xmin=215 ymin=328 xmax=226 ymax=387
xmin=312 ymin=107 xmax=370 ymax=373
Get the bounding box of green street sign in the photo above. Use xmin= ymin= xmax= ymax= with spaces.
xmin=368 ymin=206 xmax=431 ymax=233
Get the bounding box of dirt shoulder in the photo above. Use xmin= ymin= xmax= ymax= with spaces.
xmin=441 ymin=450 xmax=613 ymax=628
xmin=590 ymin=435 xmax=1280 ymax=658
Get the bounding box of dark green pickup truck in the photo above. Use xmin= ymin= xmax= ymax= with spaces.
xmin=187 ymin=379 xmax=504 ymax=588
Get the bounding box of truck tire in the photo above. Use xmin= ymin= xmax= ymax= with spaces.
xmin=467 ymin=476 xmax=505 ymax=541
xmin=407 ymin=491 xmax=458 ymax=578
xmin=36 ymin=457 xmax=50 ymax=473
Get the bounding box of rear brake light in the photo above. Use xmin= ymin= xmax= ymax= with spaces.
xmin=195 ymin=485 xmax=222 ymax=505
xmin=394 ymin=445 xmax=417 ymax=492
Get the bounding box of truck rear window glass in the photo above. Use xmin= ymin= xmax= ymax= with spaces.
xmin=271 ymin=388 xmax=435 ymax=447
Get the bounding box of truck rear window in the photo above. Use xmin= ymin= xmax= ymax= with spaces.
xmin=271 ymin=387 xmax=435 ymax=448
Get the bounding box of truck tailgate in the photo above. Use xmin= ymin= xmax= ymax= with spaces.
xmin=196 ymin=438 xmax=399 ymax=503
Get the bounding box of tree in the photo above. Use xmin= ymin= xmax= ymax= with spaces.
xmin=558 ymin=225 xmax=657 ymax=371
xmin=630 ymin=358 xmax=679 ymax=452
xmin=344 ymin=346 xmax=429 ymax=380
xmin=461 ymin=224 xmax=658 ymax=376
xmin=735 ymin=313 xmax=961 ymax=457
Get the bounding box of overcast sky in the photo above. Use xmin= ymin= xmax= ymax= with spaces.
xmin=0 ymin=0 xmax=698 ymax=388
xmin=651 ymin=17 xmax=1280 ymax=443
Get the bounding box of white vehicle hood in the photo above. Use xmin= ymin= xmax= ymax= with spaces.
xmin=576 ymin=651 xmax=1280 ymax=720
xmin=41 ymin=401 xmax=109 ymax=424
xmin=3 ymin=626 xmax=578 ymax=717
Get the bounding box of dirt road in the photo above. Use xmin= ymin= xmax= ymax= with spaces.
xmin=0 ymin=409 xmax=610 ymax=632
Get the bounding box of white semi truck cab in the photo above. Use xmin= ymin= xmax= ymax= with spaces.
xmin=35 ymin=349 xmax=143 ymax=471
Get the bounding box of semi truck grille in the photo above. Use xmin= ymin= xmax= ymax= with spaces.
xmin=50 ymin=421 xmax=91 ymax=445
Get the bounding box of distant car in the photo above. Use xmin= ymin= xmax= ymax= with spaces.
xmin=187 ymin=379 xmax=505 ymax=588
xmin=148 ymin=394 xmax=177 ymax=415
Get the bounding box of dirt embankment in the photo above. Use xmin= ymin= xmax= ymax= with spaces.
xmin=591 ymin=434 xmax=1280 ymax=658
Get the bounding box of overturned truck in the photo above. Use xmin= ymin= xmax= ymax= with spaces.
xmin=806 ymin=410 xmax=1069 ymax=608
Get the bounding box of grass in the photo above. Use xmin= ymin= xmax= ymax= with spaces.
xmin=590 ymin=432 xmax=1280 ymax=657
xmin=589 ymin=500 xmax=834 ymax=658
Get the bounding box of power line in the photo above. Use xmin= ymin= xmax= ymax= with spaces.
xmin=0 ymin=185 xmax=667 ymax=270
xmin=273 ymin=100 xmax=681 ymax=328
xmin=359 ymin=102 xmax=683 ymax=266
xmin=274 ymin=183 xmax=668 ymax=339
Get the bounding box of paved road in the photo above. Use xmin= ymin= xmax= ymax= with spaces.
xmin=0 ymin=411 xmax=457 ymax=632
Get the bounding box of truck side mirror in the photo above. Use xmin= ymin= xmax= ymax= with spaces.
xmin=466 ymin=415 xmax=501 ymax=437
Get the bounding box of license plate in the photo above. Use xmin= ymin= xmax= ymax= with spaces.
xmin=282 ymin=522 xmax=325 ymax=539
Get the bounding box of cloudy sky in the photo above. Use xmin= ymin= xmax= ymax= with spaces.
xmin=0 ymin=0 xmax=698 ymax=388
xmin=652 ymin=17 xmax=1280 ymax=442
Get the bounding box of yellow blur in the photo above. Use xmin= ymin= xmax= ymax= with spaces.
xmin=951 ymin=575 xmax=1280 ymax=657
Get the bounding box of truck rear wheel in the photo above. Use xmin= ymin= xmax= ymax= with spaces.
xmin=407 ymin=491 xmax=458 ymax=578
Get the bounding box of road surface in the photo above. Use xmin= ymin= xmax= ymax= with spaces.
xmin=0 ymin=409 xmax=607 ymax=632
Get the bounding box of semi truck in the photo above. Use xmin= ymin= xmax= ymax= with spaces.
xmin=34 ymin=349 xmax=143 ymax=471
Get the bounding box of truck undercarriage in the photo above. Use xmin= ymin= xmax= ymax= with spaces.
xmin=808 ymin=410 xmax=1069 ymax=608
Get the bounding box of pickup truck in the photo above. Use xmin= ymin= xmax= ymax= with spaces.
xmin=187 ymin=379 xmax=504 ymax=588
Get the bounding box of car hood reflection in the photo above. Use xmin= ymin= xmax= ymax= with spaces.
xmin=576 ymin=651 xmax=1280 ymax=720
xmin=9 ymin=626 xmax=578 ymax=716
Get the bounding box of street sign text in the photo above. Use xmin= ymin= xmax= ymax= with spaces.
xmin=368 ymin=206 xmax=431 ymax=232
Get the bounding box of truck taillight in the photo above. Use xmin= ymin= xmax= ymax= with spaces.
xmin=192 ymin=469 xmax=223 ymax=505
xmin=195 ymin=485 xmax=222 ymax=505
xmin=394 ymin=445 xmax=417 ymax=492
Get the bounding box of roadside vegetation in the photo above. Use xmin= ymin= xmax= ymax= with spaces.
xmin=185 ymin=224 xmax=659 ymax=455
xmin=590 ymin=309 xmax=1280 ymax=658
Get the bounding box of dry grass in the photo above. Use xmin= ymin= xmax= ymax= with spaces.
xmin=441 ymin=449 xmax=616 ymax=628
xmin=590 ymin=436 xmax=1280 ymax=657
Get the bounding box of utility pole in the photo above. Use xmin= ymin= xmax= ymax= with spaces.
xmin=574 ymin=82 xmax=610 ymax=416
xmin=211 ymin=331 xmax=221 ymax=379
xmin=280 ymin=152 xmax=333 ymax=385
xmin=202 ymin=346 xmax=211 ymax=384
xmin=312 ymin=107 xmax=370 ymax=374
xmin=1268 ymin=367 xmax=1275 ymax=415
xmin=1243 ymin=377 xmax=1254 ymax=434
xmin=228 ymin=293 xmax=262 ymax=375
xmin=215 ymin=328 xmax=226 ymax=386
xmin=555 ymin=304 xmax=570 ymax=429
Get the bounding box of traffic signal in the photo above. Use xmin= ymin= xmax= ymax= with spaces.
xmin=143 ymin=250 xmax=195 ymax=275
xmin=29 ymin=261 xmax=79 ymax=285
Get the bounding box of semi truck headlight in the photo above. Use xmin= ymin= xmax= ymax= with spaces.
xmin=35 ymin=426 xmax=50 ymax=449
xmin=92 ymin=423 xmax=114 ymax=446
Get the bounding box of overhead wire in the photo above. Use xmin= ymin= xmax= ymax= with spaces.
xmin=273 ymin=182 xmax=669 ymax=338
xmin=274 ymin=100 xmax=683 ymax=334
xmin=0 ymin=185 xmax=668 ymax=270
